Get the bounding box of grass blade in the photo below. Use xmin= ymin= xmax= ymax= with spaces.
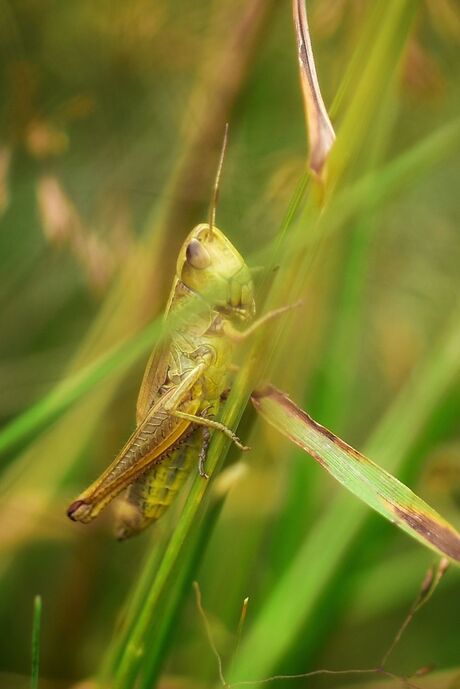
xmin=31 ymin=595 xmax=42 ymax=689
xmin=292 ymin=0 xmax=335 ymax=177
xmin=0 ymin=319 xmax=161 ymax=460
xmin=252 ymin=384 xmax=460 ymax=562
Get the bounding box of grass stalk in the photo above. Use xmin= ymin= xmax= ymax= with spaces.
xmin=31 ymin=595 xmax=42 ymax=689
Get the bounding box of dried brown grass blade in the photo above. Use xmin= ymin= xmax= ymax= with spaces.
xmin=292 ymin=0 xmax=335 ymax=177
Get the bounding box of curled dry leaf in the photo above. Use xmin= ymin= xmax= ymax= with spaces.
xmin=292 ymin=0 xmax=335 ymax=177
xmin=251 ymin=384 xmax=460 ymax=563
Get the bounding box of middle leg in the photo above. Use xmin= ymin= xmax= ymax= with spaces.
xmin=170 ymin=409 xmax=250 ymax=452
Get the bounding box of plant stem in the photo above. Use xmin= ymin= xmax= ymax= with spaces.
xmin=31 ymin=595 xmax=42 ymax=689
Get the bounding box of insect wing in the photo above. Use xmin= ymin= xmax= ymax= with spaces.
xmin=136 ymin=332 xmax=171 ymax=424
xmin=68 ymin=391 xmax=200 ymax=524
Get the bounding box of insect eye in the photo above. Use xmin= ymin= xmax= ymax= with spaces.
xmin=185 ymin=238 xmax=211 ymax=269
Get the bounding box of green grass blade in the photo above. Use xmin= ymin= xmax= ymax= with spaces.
xmin=252 ymin=385 xmax=460 ymax=562
xmin=31 ymin=595 xmax=42 ymax=689
xmin=327 ymin=0 xmax=417 ymax=188
xmin=0 ymin=319 xmax=161 ymax=459
xmin=138 ymin=499 xmax=226 ymax=689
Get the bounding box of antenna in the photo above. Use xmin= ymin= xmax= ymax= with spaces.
xmin=208 ymin=123 xmax=229 ymax=237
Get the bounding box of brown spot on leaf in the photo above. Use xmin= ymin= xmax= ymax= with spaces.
xmin=391 ymin=504 xmax=460 ymax=562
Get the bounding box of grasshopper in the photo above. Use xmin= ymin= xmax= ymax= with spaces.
xmin=67 ymin=127 xmax=290 ymax=539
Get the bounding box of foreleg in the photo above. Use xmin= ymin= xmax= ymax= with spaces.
xmin=222 ymin=301 xmax=302 ymax=343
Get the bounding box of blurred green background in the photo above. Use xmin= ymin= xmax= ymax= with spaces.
xmin=0 ymin=1 xmax=460 ymax=687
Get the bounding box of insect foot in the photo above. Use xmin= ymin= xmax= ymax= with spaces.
xmin=224 ymin=433 xmax=250 ymax=453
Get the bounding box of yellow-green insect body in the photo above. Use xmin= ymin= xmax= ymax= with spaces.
xmin=115 ymin=223 xmax=255 ymax=538
xmin=115 ymin=426 xmax=205 ymax=539
xmin=68 ymin=222 xmax=255 ymax=538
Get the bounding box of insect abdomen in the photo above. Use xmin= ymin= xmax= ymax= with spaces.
xmin=114 ymin=431 xmax=202 ymax=539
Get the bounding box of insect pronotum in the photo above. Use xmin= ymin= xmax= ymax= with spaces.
xmin=67 ymin=126 xmax=291 ymax=539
